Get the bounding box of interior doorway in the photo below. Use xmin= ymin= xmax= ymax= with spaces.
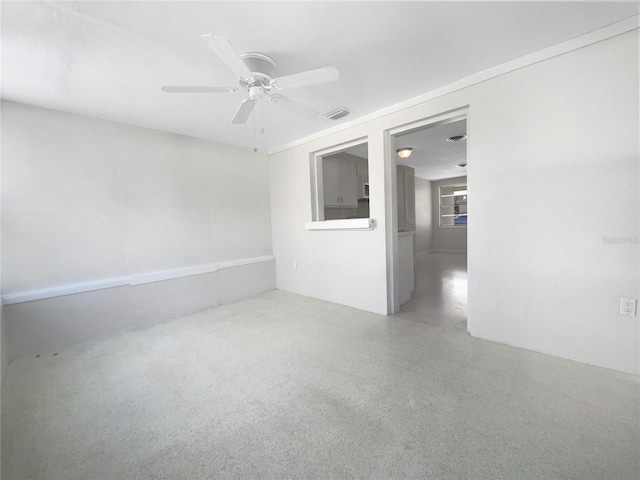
xmin=387 ymin=111 xmax=468 ymax=322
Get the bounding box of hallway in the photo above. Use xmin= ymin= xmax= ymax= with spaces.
xmin=399 ymin=252 xmax=468 ymax=332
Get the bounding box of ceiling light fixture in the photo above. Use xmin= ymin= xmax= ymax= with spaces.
xmin=457 ymin=163 xmax=467 ymax=168
xmin=396 ymin=147 xmax=413 ymax=159
xmin=446 ymin=134 xmax=467 ymax=142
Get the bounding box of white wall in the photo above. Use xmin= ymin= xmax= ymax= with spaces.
xmin=414 ymin=177 xmax=433 ymax=255
xmin=270 ymin=132 xmax=391 ymax=315
xmin=431 ymin=176 xmax=468 ymax=253
xmin=269 ymin=30 xmax=639 ymax=374
xmin=1 ymin=101 xmax=275 ymax=359
xmin=465 ymin=32 xmax=639 ymax=374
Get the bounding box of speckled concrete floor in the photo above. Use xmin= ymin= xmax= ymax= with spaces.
xmin=2 ymin=253 xmax=639 ymax=479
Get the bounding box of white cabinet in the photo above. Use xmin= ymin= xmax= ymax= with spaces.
xmin=398 ymin=232 xmax=415 ymax=305
xmin=356 ymin=157 xmax=369 ymax=200
xmin=397 ymin=165 xmax=416 ymax=231
xmin=397 ymin=166 xmax=416 ymax=305
xmin=323 ymin=156 xmax=358 ymax=208
xmin=356 ymin=157 xmax=368 ymax=177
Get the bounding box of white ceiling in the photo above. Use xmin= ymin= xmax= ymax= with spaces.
xmin=396 ymin=119 xmax=468 ymax=181
xmin=2 ymin=2 xmax=638 ymax=152
xmin=348 ymin=119 xmax=467 ymax=180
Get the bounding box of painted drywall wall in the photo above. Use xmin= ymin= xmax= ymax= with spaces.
xmin=431 ymin=176 xmax=468 ymax=253
xmin=414 ymin=177 xmax=433 ymax=255
xmin=465 ymin=32 xmax=639 ymax=374
xmin=269 ymin=30 xmax=639 ymax=374
xmin=2 ymin=101 xmax=273 ymax=291
xmin=2 ymin=101 xmax=275 ymax=358
xmin=270 ymin=132 xmax=390 ymax=315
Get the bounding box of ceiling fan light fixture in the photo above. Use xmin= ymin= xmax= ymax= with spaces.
xmin=396 ymin=147 xmax=413 ymax=159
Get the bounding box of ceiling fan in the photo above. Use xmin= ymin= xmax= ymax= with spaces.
xmin=161 ymin=34 xmax=339 ymax=124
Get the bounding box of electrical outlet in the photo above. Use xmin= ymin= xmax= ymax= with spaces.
xmin=292 ymin=261 xmax=297 ymax=270
xmin=619 ymin=297 xmax=637 ymax=316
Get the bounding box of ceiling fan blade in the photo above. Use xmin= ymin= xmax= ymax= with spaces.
xmin=161 ymin=86 xmax=236 ymax=93
xmin=203 ymin=34 xmax=252 ymax=80
xmin=231 ymin=98 xmax=256 ymax=124
xmin=270 ymin=94 xmax=318 ymax=119
xmin=271 ymin=65 xmax=339 ymax=90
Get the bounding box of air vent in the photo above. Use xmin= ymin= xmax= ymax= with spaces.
xmin=446 ymin=134 xmax=467 ymax=142
xmin=323 ymin=107 xmax=351 ymax=121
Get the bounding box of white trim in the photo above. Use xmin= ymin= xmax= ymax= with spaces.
xmin=129 ymin=263 xmax=218 ymax=286
xmin=267 ymin=15 xmax=639 ymax=156
xmin=216 ymin=255 xmax=275 ymax=270
xmin=388 ymin=108 xmax=469 ymax=137
xmin=384 ymin=130 xmax=399 ymax=315
xmin=432 ymin=250 xmax=467 ymax=254
xmin=305 ymin=218 xmax=374 ymax=231
xmin=2 ymin=277 xmax=129 ymax=304
xmin=1 ymin=255 xmax=276 ymax=305
xmin=313 ymin=137 xmax=369 ymax=158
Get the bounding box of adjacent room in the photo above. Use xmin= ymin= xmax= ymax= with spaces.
xmin=393 ymin=118 xmax=469 ymax=322
xmin=1 ymin=2 xmax=638 ymax=479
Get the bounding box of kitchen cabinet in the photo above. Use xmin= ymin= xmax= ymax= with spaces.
xmin=356 ymin=157 xmax=368 ymax=177
xmin=356 ymin=157 xmax=369 ymax=200
xmin=397 ymin=165 xmax=415 ymax=231
xmin=323 ymin=156 xmax=358 ymax=208
xmin=398 ymin=231 xmax=415 ymax=305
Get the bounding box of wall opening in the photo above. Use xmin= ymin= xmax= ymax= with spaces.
xmin=309 ymin=138 xmax=368 ymax=223
xmin=386 ymin=108 xmax=469 ymax=315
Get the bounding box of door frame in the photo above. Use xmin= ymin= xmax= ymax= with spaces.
xmin=385 ymin=107 xmax=469 ymax=314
